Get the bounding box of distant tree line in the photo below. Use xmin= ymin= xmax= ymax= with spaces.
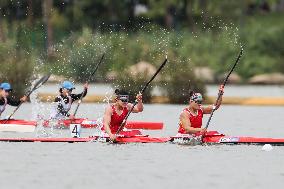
xmin=1 ymin=0 xmax=284 ymax=54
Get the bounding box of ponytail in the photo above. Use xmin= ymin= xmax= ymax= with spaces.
xmin=189 ymin=89 xmax=195 ymax=100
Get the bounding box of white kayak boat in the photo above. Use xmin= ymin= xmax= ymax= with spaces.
xmin=0 ymin=119 xmax=36 ymax=133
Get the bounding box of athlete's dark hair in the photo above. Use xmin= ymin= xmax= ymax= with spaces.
xmin=115 ymin=89 xmax=129 ymax=96
xmin=188 ymin=89 xmax=195 ymax=99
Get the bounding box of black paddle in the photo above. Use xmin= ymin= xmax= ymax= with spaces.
xmin=201 ymin=48 xmax=243 ymax=141
xmin=4 ymin=74 xmax=51 ymax=122
xmin=73 ymin=53 xmax=105 ymax=116
xmin=116 ymin=57 xmax=168 ymax=134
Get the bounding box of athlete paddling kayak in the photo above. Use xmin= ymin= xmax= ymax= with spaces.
xmin=103 ymin=89 xmax=144 ymax=141
xmin=178 ymin=85 xmax=224 ymax=135
xmin=0 ymin=83 xmax=27 ymax=118
xmin=50 ymin=81 xmax=88 ymax=120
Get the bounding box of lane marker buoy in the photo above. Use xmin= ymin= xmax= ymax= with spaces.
xmin=262 ymin=144 xmax=273 ymax=151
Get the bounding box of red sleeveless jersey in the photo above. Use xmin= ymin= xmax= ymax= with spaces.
xmin=178 ymin=107 xmax=203 ymax=134
xmin=107 ymin=105 xmax=129 ymax=134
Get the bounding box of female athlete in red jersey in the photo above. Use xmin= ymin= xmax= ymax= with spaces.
xmin=103 ymin=89 xmax=143 ymax=141
xmin=178 ymin=85 xmax=224 ymax=135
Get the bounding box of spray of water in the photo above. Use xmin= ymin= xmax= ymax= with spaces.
xmin=22 ymin=11 xmax=243 ymax=138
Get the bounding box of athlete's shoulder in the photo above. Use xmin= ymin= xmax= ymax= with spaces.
xmin=105 ymin=104 xmax=114 ymax=112
xmin=180 ymin=110 xmax=189 ymax=117
xmin=181 ymin=107 xmax=190 ymax=114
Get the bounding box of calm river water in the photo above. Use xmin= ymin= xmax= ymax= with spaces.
xmin=0 ymin=102 xmax=284 ymax=189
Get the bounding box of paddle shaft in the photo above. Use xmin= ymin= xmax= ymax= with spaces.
xmin=73 ymin=53 xmax=105 ymax=116
xmin=4 ymin=74 xmax=51 ymax=122
xmin=5 ymin=90 xmax=33 ymax=120
xmin=116 ymin=58 xmax=168 ymax=134
xmin=203 ymin=49 xmax=243 ymax=132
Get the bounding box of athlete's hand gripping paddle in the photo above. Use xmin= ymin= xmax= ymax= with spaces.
xmin=201 ymin=48 xmax=243 ymax=142
xmin=4 ymin=74 xmax=51 ymax=123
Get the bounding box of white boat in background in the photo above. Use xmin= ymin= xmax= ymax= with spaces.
xmin=0 ymin=119 xmax=37 ymax=133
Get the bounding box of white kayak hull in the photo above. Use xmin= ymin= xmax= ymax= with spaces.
xmin=0 ymin=120 xmax=37 ymax=133
xmin=0 ymin=124 xmax=36 ymax=133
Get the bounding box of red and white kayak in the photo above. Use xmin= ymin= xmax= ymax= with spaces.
xmin=171 ymin=131 xmax=284 ymax=145
xmin=0 ymin=136 xmax=171 ymax=143
xmin=43 ymin=118 xmax=163 ymax=130
xmin=0 ymin=131 xmax=284 ymax=145
xmin=0 ymin=118 xmax=163 ymax=133
xmin=0 ymin=119 xmax=37 ymax=133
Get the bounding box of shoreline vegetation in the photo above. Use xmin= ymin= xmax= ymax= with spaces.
xmin=38 ymin=93 xmax=284 ymax=106
xmin=1 ymin=1 xmax=284 ymax=103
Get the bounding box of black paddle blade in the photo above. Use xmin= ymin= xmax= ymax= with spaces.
xmin=141 ymin=58 xmax=168 ymax=94
xmin=202 ymin=48 xmax=244 ymax=136
xmin=87 ymin=53 xmax=105 ymax=82
xmin=32 ymin=74 xmax=51 ymax=91
xmin=26 ymin=74 xmax=51 ymax=97
xmin=222 ymin=48 xmax=243 ymax=87
xmin=73 ymin=53 xmax=105 ymax=117
xmin=116 ymin=56 xmax=168 ymax=135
